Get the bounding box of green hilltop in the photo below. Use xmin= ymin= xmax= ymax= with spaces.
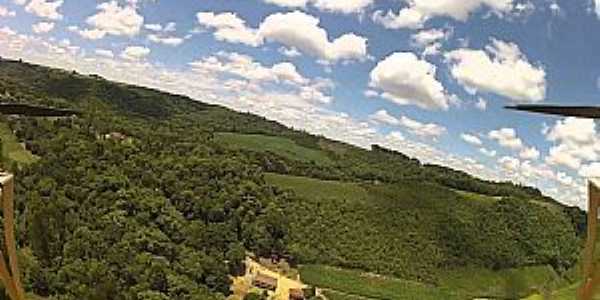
xmin=0 ymin=58 xmax=589 ymax=299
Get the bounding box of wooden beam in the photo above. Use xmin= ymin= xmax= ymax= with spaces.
xmin=0 ymin=174 xmax=24 ymax=300
xmin=580 ymin=180 xmax=600 ymax=300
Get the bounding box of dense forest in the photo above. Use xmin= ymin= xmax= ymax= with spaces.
xmin=0 ymin=58 xmax=587 ymax=299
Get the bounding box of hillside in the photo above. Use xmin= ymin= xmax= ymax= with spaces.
xmin=0 ymin=58 xmax=587 ymax=299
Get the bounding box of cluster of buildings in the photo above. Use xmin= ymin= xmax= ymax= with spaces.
xmin=251 ymin=272 xmax=306 ymax=300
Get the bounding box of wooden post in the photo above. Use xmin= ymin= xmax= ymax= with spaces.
xmin=579 ymin=179 xmax=600 ymax=300
xmin=0 ymin=173 xmax=25 ymax=300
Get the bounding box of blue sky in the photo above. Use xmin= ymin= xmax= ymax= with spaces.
xmin=1 ymin=0 xmax=600 ymax=207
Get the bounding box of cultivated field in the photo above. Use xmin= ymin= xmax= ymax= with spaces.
xmin=215 ymin=133 xmax=332 ymax=164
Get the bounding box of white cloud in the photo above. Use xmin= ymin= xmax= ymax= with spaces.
xmin=278 ymin=47 xmax=302 ymax=58
xmin=197 ymin=11 xmax=368 ymax=63
xmin=399 ymin=115 xmax=446 ymax=138
xmin=188 ymin=52 xmax=332 ymax=104
xmin=32 ymin=21 xmax=54 ymax=33
xmin=475 ymin=97 xmax=487 ymax=110
xmin=120 ymin=46 xmax=150 ymax=61
xmin=461 ymin=133 xmax=482 ymax=146
xmin=0 ymin=5 xmax=16 ymax=17
xmin=480 ymin=147 xmax=497 ymax=157
xmin=13 ymin=0 xmax=27 ymax=5
xmin=547 ymin=117 xmax=597 ymax=144
xmin=263 ymin=0 xmax=308 ymax=8
xmin=489 ymin=128 xmax=523 ymax=150
xmin=580 ymin=162 xmax=600 ymax=178
xmin=499 ymin=156 xmax=520 ymax=172
xmin=258 ymin=11 xmax=368 ymax=62
xmin=95 ymin=49 xmax=114 ymax=58
xmin=369 ymin=109 xmax=399 ymax=125
xmin=369 ymin=109 xmax=445 ymax=138
xmin=411 ymin=28 xmax=451 ymax=57
xmin=79 ymin=28 xmax=107 ymax=40
xmin=311 ymin=0 xmax=373 ymax=14
xmin=25 ymin=0 xmax=63 ymax=20
xmin=446 ymin=39 xmax=546 ymax=103
xmin=263 ymin=0 xmax=372 ymax=14
xmin=545 ymin=117 xmax=600 ymax=170
xmin=144 ymin=23 xmax=163 ymax=31
xmin=364 ymin=90 xmax=379 ymax=98
xmin=84 ymin=1 xmax=144 ymax=38
xmin=594 ymin=0 xmax=600 ymax=18
xmin=369 ymin=52 xmax=450 ymax=110
xmin=549 ymin=2 xmax=561 ymax=16
xmin=148 ymin=34 xmax=184 ymax=46
xmin=196 ymin=12 xmax=262 ymax=47
xmin=373 ymin=0 xmax=516 ymax=29
xmin=519 ymin=146 xmax=540 ymax=160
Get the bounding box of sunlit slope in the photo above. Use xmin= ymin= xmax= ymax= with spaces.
xmin=214 ymin=132 xmax=332 ymax=164
xmin=0 ymin=121 xmax=38 ymax=164
xmin=266 ymin=173 xmax=580 ymax=299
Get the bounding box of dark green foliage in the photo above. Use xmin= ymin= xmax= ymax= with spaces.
xmin=0 ymin=58 xmax=585 ymax=298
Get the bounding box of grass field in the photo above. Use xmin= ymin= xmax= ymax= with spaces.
xmin=437 ymin=265 xmax=561 ymax=299
xmin=264 ymin=173 xmax=368 ymax=203
xmin=300 ymin=265 xmax=461 ymax=300
xmin=0 ymin=122 xmax=38 ymax=164
xmin=214 ymin=132 xmax=332 ymax=164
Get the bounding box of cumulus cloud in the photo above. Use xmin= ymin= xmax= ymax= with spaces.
xmin=144 ymin=23 xmax=163 ymax=31
xmin=263 ymin=0 xmax=372 ymax=14
xmin=519 ymin=146 xmax=540 ymax=160
xmin=369 ymin=52 xmax=450 ymax=110
xmin=148 ymin=34 xmax=184 ymax=46
xmin=259 ymin=11 xmax=368 ymax=62
xmin=475 ymin=97 xmax=487 ymax=110
xmin=399 ymin=115 xmax=446 ymax=138
xmin=461 ymin=133 xmax=483 ymax=146
xmin=32 ymin=21 xmax=54 ymax=33
xmin=581 ymin=162 xmax=600 ymax=178
xmin=279 ymin=47 xmax=302 ymax=58
xmin=369 ymin=109 xmax=446 ymax=138
xmin=196 ymin=12 xmax=262 ymax=47
xmin=143 ymin=22 xmax=184 ymax=46
xmin=489 ymin=128 xmax=523 ymax=150
xmin=82 ymin=1 xmax=144 ymax=38
xmin=120 ymin=46 xmax=150 ymax=61
xmin=369 ymin=109 xmax=447 ymax=138
xmin=25 ymin=0 xmax=63 ymax=20
xmin=593 ymin=0 xmax=600 ymax=18
xmin=189 ymin=52 xmax=332 ymax=104
xmin=446 ymin=39 xmax=546 ymax=103
xmin=480 ymin=148 xmax=497 ymax=157
xmin=545 ymin=117 xmax=600 ymax=170
xmin=499 ymin=156 xmax=521 ymax=172
xmin=0 ymin=5 xmax=16 ymax=17
xmin=373 ymin=0 xmax=516 ymax=29
xmin=369 ymin=110 xmax=399 ymax=126
xmin=197 ymin=11 xmax=368 ymax=63
xmin=95 ymin=49 xmax=115 ymax=58
xmin=411 ymin=28 xmax=451 ymax=57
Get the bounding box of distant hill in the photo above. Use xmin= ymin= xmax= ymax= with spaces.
xmin=0 ymin=58 xmax=587 ymax=299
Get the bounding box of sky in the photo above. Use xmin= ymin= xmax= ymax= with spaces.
xmin=1 ymin=0 xmax=600 ymax=208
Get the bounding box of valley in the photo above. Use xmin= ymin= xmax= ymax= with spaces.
xmin=0 ymin=58 xmax=590 ymax=299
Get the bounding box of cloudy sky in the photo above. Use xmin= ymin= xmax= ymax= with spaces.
xmin=1 ymin=0 xmax=600 ymax=207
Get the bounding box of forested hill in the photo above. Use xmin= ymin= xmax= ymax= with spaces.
xmin=0 ymin=59 xmax=561 ymax=202
xmin=0 ymin=58 xmax=587 ymax=299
